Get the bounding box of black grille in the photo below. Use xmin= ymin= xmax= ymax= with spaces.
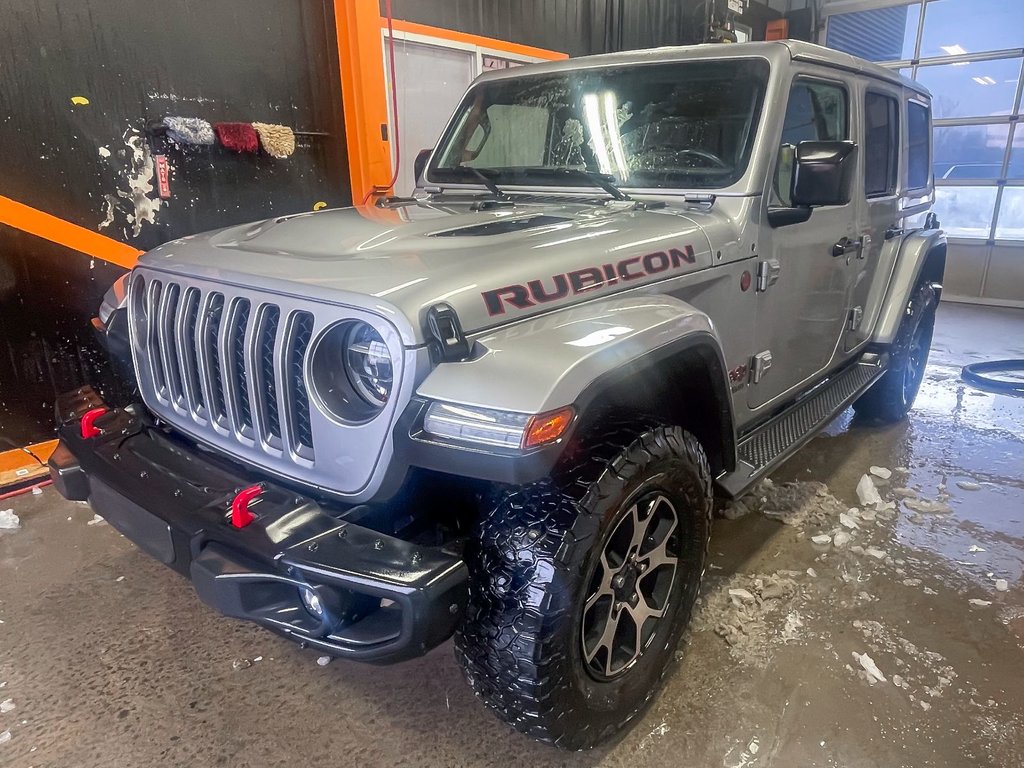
xmin=287 ymin=312 xmax=314 ymax=453
xmin=256 ymin=306 xmax=282 ymax=442
xmin=182 ymin=287 xmax=204 ymax=411
xmin=205 ymin=294 xmax=226 ymax=421
xmin=230 ymin=299 xmax=253 ymax=431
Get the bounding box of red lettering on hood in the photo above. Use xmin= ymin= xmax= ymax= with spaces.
xmin=482 ymin=244 xmax=697 ymax=316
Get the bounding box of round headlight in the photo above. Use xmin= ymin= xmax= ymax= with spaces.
xmin=344 ymin=323 xmax=393 ymax=407
xmin=309 ymin=321 xmax=394 ymax=422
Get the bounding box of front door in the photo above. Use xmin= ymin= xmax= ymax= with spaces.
xmin=749 ymin=75 xmax=857 ymax=409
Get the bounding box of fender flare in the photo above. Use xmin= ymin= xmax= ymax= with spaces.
xmin=415 ymin=294 xmax=736 ymax=470
xmin=874 ymin=228 xmax=946 ymax=345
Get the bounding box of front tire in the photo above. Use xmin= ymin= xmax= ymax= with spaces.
xmin=455 ymin=425 xmax=712 ymax=749
xmin=854 ymin=281 xmax=937 ymax=423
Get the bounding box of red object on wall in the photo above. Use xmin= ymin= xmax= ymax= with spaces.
xmin=214 ymin=122 xmax=259 ymax=153
xmin=154 ymin=155 xmax=171 ymax=198
xmin=765 ymin=19 xmax=789 ymax=40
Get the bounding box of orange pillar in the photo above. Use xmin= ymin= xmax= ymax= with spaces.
xmin=334 ymin=0 xmax=393 ymax=204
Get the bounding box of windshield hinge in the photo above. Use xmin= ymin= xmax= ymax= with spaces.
xmin=683 ymin=193 xmax=716 ymax=210
xmin=425 ymin=303 xmax=472 ymax=363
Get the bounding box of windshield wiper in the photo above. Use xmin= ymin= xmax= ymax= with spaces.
xmin=463 ymin=167 xmax=509 ymax=200
xmin=551 ymin=168 xmax=632 ymax=201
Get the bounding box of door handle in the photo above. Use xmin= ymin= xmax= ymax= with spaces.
xmin=832 ymin=235 xmax=871 ymax=259
xmin=832 ymin=237 xmax=861 ymax=258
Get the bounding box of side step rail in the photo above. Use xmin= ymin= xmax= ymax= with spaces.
xmin=717 ymin=356 xmax=886 ymax=498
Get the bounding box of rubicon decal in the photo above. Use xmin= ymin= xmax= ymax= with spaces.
xmin=483 ymin=245 xmax=697 ymax=316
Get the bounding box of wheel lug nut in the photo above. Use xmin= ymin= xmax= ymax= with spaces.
xmin=613 ymin=575 xmax=625 ymax=588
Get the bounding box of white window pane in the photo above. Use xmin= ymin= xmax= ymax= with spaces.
xmin=995 ymin=187 xmax=1024 ymax=240
xmin=914 ymin=58 xmax=1022 ymax=119
xmin=825 ymin=5 xmax=920 ymax=62
xmin=934 ymin=125 xmax=1006 ymax=180
xmin=933 ymin=186 xmax=998 ymax=237
xmin=919 ymin=0 xmax=1024 ymax=60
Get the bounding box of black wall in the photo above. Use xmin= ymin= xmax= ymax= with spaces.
xmin=385 ymin=0 xmax=784 ymax=57
xmin=0 ymin=0 xmax=349 ymax=445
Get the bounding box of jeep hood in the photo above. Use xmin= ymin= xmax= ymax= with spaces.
xmin=139 ymin=200 xmax=729 ymax=345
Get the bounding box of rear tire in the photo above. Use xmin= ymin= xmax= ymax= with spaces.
xmin=854 ymin=281 xmax=937 ymax=423
xmin=455 ymin=424 xmax=712 ymax=750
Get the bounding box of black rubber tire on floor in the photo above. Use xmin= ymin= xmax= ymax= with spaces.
xmin=454 ymin=424 xmax=712 ymax=750
xmin=853 ymin=281 xmax=938 ymax=423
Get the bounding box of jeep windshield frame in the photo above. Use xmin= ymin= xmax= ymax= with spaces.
xmin=428 ymin=57 xmax=771 ymax=193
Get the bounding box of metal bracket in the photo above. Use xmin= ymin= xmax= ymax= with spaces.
xmin=750 ymin=350 xmax=773 ymax=384
xmin=847 ymin=306 xmax=863 ymax=331
xmin=756 ymin=259 xmax=781 ymax=292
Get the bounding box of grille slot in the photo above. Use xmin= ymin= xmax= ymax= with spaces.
xmin=228 ymin=299 xmax=254 ymax=433
xmin=158 ymin=282 xmax=184 ymax=405
xmin=179 ymin=287 xmax=205 ymax=414
xmin=201 ymin=293 xmax=227 ymax=422
xmin=285 ymin=311 xmax=315 ymax=456
xmin=253 ymin=305 xmax=282 ymax=445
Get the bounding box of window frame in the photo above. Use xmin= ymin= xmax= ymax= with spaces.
xmin=771 ymin=74 xmax=852 ymax=208
xmin=863 ymin=89 xmax=900 ymax=199
xmin=905 ymin=97 xmax=932 ymax=193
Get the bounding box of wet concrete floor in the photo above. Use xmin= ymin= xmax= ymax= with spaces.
xmin=1 ymin=300 xmax=1022 ymax=767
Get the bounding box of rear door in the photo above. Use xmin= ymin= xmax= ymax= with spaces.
xmin=749 ymin=74 xmax=857 ymax=409
xmin=843 ymin=85 xmax=904 ymax=351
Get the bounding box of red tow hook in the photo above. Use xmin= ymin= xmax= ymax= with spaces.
xmin=80 ymin=407 xmax=109 ymax=439
xmin=231 ymin=484 xmax=264 ymax=529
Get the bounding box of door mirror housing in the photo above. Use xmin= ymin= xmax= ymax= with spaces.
xmin=791 ymin=140 xmax=857 ymax=207
xmin=414 ymin=149 xmax=432 ymax=186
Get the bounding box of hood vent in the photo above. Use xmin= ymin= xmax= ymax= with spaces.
xmin=430 ymin=215 xmax=570 ymax=238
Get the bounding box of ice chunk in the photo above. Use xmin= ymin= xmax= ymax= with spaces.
xmin=806 ymin=567 xmax=818 ymax=578
xmin=856 ymin=475 xmax=882 ymax=507
xmin=720 ymin=500 xmax=751 ymax=520
xmin=853 ymin=652 xmax=886 ymax=684
xmin=869 ymin=466 xmax=892 ymax=480
xmin=0 ymin=730 xmax=10 ymax=745
xmin=316 ymin=655 xmax=332 ymax=666
xmin=87 ymin=514 xmax=106 ymax=526
xmin=811 ymin=534 xmax=832 ymax=545
xmin=728 ymin=588 xmax=756 ymax=603
xmin=969 ymin=599 xmax=992 ymax=607
xmin=839 ymin=512 xmax=859 ymax=529
xmin=865 ymin=547 xmax=887 ymax=559
xmin=995 ymin=579 xmax=1009 ymax=592
xmin=0 ymin=510 xmax=20 ymax=530
xmin=0 ymin=699 xmax=12 ymax=714
xmin=833 ymin=531 xmax=852 ymax=548
xmin=968 ymin=545 xmax=986 ymax=553
xmin=956 ymin=481 xmax=982 ymax=491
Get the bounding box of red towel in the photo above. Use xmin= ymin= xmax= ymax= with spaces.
xmin=214 ymin=122 xmax=259 ymax=153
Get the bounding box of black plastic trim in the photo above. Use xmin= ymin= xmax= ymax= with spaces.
xmin=48 ymin=387 xmax=467 ymax=664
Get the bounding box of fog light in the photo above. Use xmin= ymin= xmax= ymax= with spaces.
xmin=301 ymin=587 xmax=325 ymax=618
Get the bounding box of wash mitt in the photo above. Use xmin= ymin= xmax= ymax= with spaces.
xmin=162 ymin=116 xmax=215 ymax=146
xmin=214 ymin=122 xmax=259 ymax=153
xmin=252 ymin=122 xmax=296 ymax=159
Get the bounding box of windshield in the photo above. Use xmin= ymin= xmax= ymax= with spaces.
xmin=429 ymin=58 xmax=770 ymax=191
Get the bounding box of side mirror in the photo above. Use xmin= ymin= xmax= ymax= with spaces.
xmin=791 ymin=140 xmax=857 ymax=207
xmin=414 ymin=148 xmax=432 ymax=186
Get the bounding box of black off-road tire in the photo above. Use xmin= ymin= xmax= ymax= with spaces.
xmin=854 ymin=281 xmax=937 ymax=423
xmin=454 ymin=424 xmax=712 ymax=750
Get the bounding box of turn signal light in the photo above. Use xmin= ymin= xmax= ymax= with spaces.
xmin=231 ymin=484 xmax=263 ymax=529
xmin=524 ymin=407 xmax=575 ymax=449
xmin=80 ymin=407 xmax=109 ymax=439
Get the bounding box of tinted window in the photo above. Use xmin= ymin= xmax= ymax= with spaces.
xmin=907 ymin=101 xmax=930 ymax=189
xmin=773 ymin=79 xmax=848 ymax=206
xmin=865 ymin=92 xmax=899 ymax=197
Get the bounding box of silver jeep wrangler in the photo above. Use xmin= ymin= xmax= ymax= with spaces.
xmin=52 ymin=41 xmax=944 ymax=749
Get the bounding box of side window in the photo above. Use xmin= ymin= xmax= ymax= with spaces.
xmin=865 ymin=92 xmax=899 ymax=197
xmin=773 ymin=79 xmax=848 ymax=206
xmin=907 ymin=101 xmax=931 ymax=190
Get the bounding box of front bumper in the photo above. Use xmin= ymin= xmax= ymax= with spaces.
xmin=49 ymin=387 xmax=467 ymax=663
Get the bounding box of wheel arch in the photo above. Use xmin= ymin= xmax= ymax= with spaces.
xmin=874 ymin=228 xmax=946 ymax=345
